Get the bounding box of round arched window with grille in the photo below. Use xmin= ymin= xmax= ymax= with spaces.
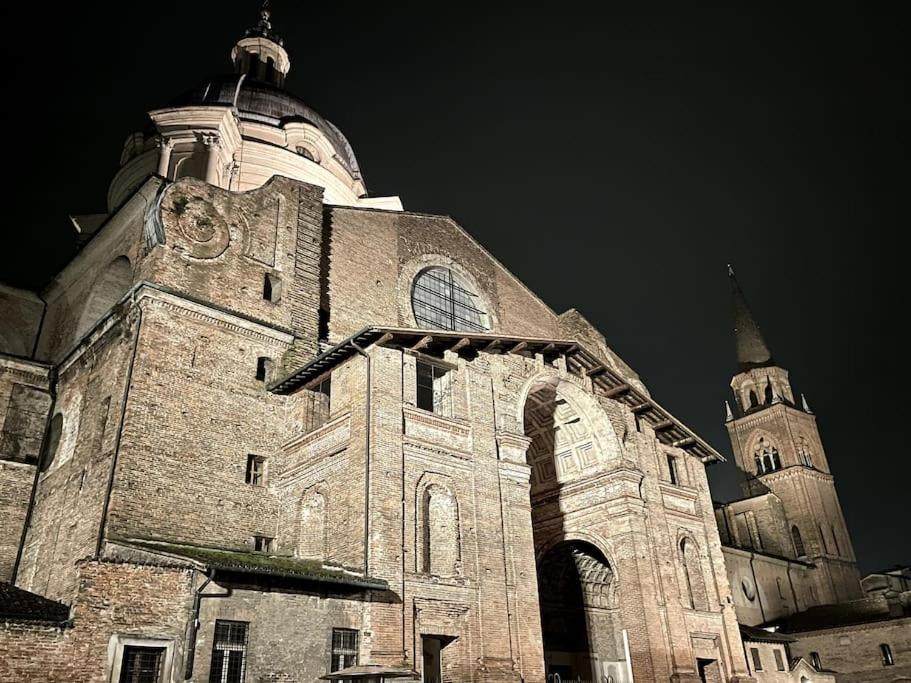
xmin=411 ymin=267 xmax=489 ymax=333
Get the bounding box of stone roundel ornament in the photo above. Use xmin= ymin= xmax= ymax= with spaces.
xmin=164 ymin=186 xmax=231 ymax=260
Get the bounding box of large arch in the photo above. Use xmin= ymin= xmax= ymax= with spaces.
xmin=521 ymin=374 xmax=628 ymax=681
xmin=76 ymin=255 xmax=132 ymax=341
xmin=536 ymin=540 xmax=626 ymax=681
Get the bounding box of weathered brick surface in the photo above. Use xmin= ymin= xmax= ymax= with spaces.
xmin=0 ymin=560 xmax=195 ymax=683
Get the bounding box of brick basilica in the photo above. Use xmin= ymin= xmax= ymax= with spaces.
xmin=1 ymin=7 xmax=907 ymax=683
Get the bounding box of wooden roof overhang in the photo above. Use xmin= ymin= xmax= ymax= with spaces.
xmin=269 ymin=327 xmax=724 ymax=463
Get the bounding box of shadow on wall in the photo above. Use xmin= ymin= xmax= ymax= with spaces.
xmin=74 ymin=256 xmax=132 ymax=343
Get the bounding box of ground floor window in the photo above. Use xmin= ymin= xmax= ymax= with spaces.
xmin=209 ymin=620 xmax=249 ymax=683
xmin=119 ymin=646 xmax=165 ymax=683
xmin=330 ymin=628 xmax=359 ymax=672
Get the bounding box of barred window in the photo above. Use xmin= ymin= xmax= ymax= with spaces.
xmin=209 ymin=621 xmax=248 ymax=683
xmin=119 ymin=645 xmax=165 ymax=683
xmin=411 ymin=267 xmax=488 ymax=332
xmin=330 ymin=628 xmax=359 ymax=673
xmin=666 ymin=453 xmax=680 ymax=485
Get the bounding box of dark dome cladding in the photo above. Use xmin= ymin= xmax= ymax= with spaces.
xmin=168 ymin=75 xmax=364 ymax=183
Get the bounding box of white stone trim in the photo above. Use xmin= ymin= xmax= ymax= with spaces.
xmin=106 ymin=634 xmax=177 ymax=683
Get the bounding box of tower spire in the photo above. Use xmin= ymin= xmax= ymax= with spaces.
xmin=728 ymin=265 xmax=774 ymax=371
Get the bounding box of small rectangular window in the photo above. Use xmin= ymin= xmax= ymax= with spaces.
xmin=666 ymin=453 xmax=679 ymax=485
xmin=253 ymin=535 xmax=273 ymax=553
xmin=750 ymin=647 xmax=763 ymax=671
xmin=245 ymin=455 xmax=266 ymax=486
xmin=209 ymin=621 xmax=248 ymax=683
xmin=774 ymin=648 xmax=785 ymax=671
xmin=120 ymin=645 xmax=165 ymax=683
xmin=263 ymin=273 xmax=281 ymax=303
xmin=416 ymin=360 xmax=452 ymax=416
xmin=330 ymin=628 xmax=359 ymax=672
xmin=255 ymin=357 xmax=272 ymax=382
xmin=881 ymin=643 xmax=894 ymax=666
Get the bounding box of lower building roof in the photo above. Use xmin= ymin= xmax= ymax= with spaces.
xmin=116 ymin=538 xmax=388 ymax=591
xmin=0 ymin=581 xmax=69 ymax=624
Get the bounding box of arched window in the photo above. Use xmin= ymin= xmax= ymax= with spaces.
xmin=764 ymin=380 xmax=774 ymax=403
xmin=411 ymin=266 xmax=488 ymax=333
xmin=298 ymin=489 xmax=327 ymax=560
xmin=749 ymin=390 xmax=759 ymax=408
xmin=421 ymin=484 xmax=460 ymax=576
xmin=754 ymin=437 xmax=781 ymax=474
xmin=680 ymin=538 xmax=708 ymax=610
xmin=41 ymin=413 xmax=63 ymax=472
xmin=880 ymin=643 xmax=894 ymax=666
xmin=791 ymin=525 xmax=806 ymax=557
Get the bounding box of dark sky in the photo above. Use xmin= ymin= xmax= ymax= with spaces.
xmin=3 ymin=4 xmax=907 ymax=573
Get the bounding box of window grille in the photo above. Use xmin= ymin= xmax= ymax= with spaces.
xmin=416 ymin=361 xmax=452 ymax=416
xmin=246 ymin=455 xmax=266 ymax=486
xmin=330 ymin=628 xmax=359 ymax=672
xmin=411 ymin=267 xmax=488 ymax=332
xmin=253 ymin=536 xmax=273 ymax=553
xmin=209 ymin=621 xmax=248 ymax=683
xmin=120 ymin=646 xmax=165 ymax=683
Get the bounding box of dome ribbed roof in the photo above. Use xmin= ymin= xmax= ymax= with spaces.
xmin=168 ymin=74 xmax=363 ymax=182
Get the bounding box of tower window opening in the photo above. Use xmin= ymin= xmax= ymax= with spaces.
xmin=749 ymin=390 xmax=759 ymax=407
xmin=792 ymin=525 xmax=806 ymax=558
xmin=774 ymin=649 xmax=785 ymax=671
xmin=832 ymin=525 xmax=841 ymax=556
xmin=810 ymin=652 xmax=822 ymax=670
xmin=880 ymin=643 xmax=894 ymax=666
xmin=750 ymin=647 xmax=762 ymax=671
xmin=754 ymin=437 xmax=781 ymax=474
xmin=263 ymin=273 xmax=281 ymax=303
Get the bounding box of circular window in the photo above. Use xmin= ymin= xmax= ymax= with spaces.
xmin=741 ymin=576 xmax=757 ymax=602
xmin=41 ymin=413 xmax=64 ymax=472
xmin=411 ymin=267 xmax=489 ymax=333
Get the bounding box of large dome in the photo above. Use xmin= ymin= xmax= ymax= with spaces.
xmin=107 ymin=6 xmax=402 ymax=213
xmin=168 ymin=74 xmax=363 ymax=182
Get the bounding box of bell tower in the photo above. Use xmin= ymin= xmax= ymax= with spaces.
xmin=723 ymin=266 xmax=863 ymax=604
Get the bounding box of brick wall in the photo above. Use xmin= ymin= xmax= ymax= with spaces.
xmin=0 ymin=560 xmax=195 ymax=683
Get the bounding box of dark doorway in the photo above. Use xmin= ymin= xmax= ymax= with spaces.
xmin=422 ymin=636 xmax=442 ymax=683
xmin=697 ymin=658 xmax=722 ymax=683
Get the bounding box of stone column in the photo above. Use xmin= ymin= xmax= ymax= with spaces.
xmin=157 ymin=137 xmax=174 ymax=177
xmin=200 ymin=132 xmax=221 ymax=185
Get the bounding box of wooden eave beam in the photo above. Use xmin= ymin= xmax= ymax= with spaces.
xmin=510 ymin=341 xmax=528 ymax=354
xmin=653 ymin=419 xmax=674 ymax=431
xmin=411 ymin=335 xmax=433 ymax=351
xmin=602 ymin=383 xmax=630 ymax=398
xmin=672 ymin=437 xmax=697 ymax=448
xmin=631 ymin=402 xmax=652 ymax=414
xmin=586 ymin=365 xmax=607 ymax=377
xmin=451 ymin=338 xmax=471 ymax=353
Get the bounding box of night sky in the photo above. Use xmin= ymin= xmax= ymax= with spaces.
xmin=3 ymin=4 xmax=907 ymax=573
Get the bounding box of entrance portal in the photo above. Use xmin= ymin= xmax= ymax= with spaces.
xmin=537 ymin=541 xmax=625 ymax=681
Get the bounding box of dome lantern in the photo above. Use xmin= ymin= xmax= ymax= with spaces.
xmin=231 ymin=2 xmax=290 ymax=87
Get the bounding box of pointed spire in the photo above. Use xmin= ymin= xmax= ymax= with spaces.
xmin=801 ymin=393 xmax=813 ymax=414
xmin=728 ymin=265 xmax=774 ymax=371
xmin=725 ymin=401 xmax=734 ymax=422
